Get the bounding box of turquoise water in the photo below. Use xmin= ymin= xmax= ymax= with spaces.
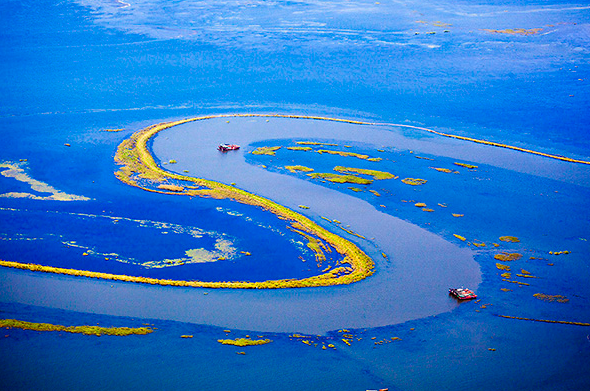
xmin=1 ymin=0 xmax=590 ymax=390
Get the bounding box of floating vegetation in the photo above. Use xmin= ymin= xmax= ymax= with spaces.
xmin=454 ymin=162 xmax=478 ymax=169
xmin=181 ymin=335 xmax=193 ymax=338
xmin=285 ymin=165 xmax=314 ymax=173
xmin=453 ymin=234 xmax=467 ymax=241
xmin=414 ymin=202 xmax=427 ymax=207
xmin=422 ymin=208 xmax=434 ymax=212
xmin=298 ymin=205 xmax=310 ymax=209
xmin=533 ymin=293 xmax=569 ymax=303
xmin=317 ymin=149 xmax=381 ymax=161
xmin=0 ymin=162 xmax=91 ymax=201
xmin=415 ymin=156 xmax=434 ymax=161
xmin=217 ymin=338 xmax=272 ymax=346
xmin=369 ymin=190 xmax=381 ymax=196
xmin=168 ymin=159 xmax=177 ymax=164
xmin=499 ymin=236 xmax=520 ymax=243
xmin=401 ymin=178 xmax=427 ymax=186
xmin=0 ymin=319 xmax=153 ymax=336
xmin=157 ymin=184 xmax=185 ymax=192
xmin=494 ymin=253 xmax=522 ymax=261
xmin=287 ymin=146 xmax=313 ymax=151
xmin=501 ymin=272 xmax=511 ymax=278
xmin=549 ymin=250 xmax=570 ymax=255
xmin=501 ymin=288 xmax=512 ymax=292
xmin=102 ymin=128 xmax=125 ymax=132
xmin=496 ymin=315 xmax=589 ymax=326
xmin=483 ymin=28 xmax=543 ymax=36
xmin=334 ymin=166 xmax=396 ymax=180
xmin=432 ymin=167 xmax=454 ymax=173
xmin=348 ymin=187 xmax=363 ymax=192
xmin=452 ymin=214 xmax=464 ymax=217
xmin=307 ymin=173 xmax=373 ymax=185
xmin=252 ymin=146 xmax=281 ymax=156
xmin=496 ymin=263 xmax=511 ymax=271
xmin=296 ymin=141 xmax=337 ymax=146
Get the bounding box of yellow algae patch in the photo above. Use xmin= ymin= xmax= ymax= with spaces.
xmin=348 ymin=187 xmax=363 ymax=192
xmin=414 ymin=202 xmax=427 ymax=207
xmin=317 ymin=149 xmax=380 ymax=161
xmin=432 ymin=167 xmax=454 ymax=173
xmin=453 ymin=234 xmax=467 ymax=241
xmin=454 ymin=162 xmax=478 ymax=169
xmin=307 ymin=173 xmax=373 ymax=185
xmin=334 ymin=166 xmax=395 ymax=180
xmin=549 ymin=250 xmax=570 ymax=255
xmin=499 ymin=236 xmax=520 ymax=243
xmin=401 ymin=178 xmax=427 ymax=186
xmin=473 ymin=242 xmax=486 ymax=248
xmin=298 ymin=205 xmax=310 ymax=209
xmin=452 ymin=214 xmax=464 ymax=217
xmin=287 ymin=146 xmax=313 ymax=151
xmin=500 ymin=288 xmax=512 ymax=292
xmin=483 ymin=28 xmax=543 ymax=36
xmin=157 ymin=184 xmax=185 ymax=192
xmin=369 ymin=190 xmax=381 ymax=196
xmin=102 ymin=128 xmax=125 ymax=132
xmin=290 ymin=227 xmax=328 ymax=264
xmin=422 ymin=208 xmax=434 ymax=212
xmin=285 ymin=165 xmax=314 ymax=173
xmin=252 ymin=146 xmax=281 ymax=156
xmin=494 ymin=253 xmax=522 ymax=261
xmin=496 ymin=315 xmax=589 ymax=326
xmin=296 ymin=141 xmax=338 ymax=146
xmin=0 ymin=162 xmax=91 ymax=201
xmin=496 ymin=263 xmax=511 ymax=271
xmin=501 ymin=272 xmax=511 ymax=278
xmin=533 ymin=293 xmax=569 ymax=303
xmin=0 ymin=319 xmax=152 ymax=336
xmin=217 ymin=338 xmax=272 ymax=346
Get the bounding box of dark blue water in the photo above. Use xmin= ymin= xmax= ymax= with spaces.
xmin=1 ymin=0 xmax=589 ymax=390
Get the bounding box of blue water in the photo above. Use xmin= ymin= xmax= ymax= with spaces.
xmin=1 ymin=0 xmax=589 ymax=390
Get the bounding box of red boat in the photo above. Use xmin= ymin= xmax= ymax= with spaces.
xmin=449 ymin=287 xmax=477 ymax=300
xmin=218 ymin=144 xmax=240 ymax=152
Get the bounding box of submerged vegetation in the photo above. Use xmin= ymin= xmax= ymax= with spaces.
xmin=0 ymin=319 xmax=153 ymax=336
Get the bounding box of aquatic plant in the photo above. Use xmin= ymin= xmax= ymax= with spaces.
xmin=307 ymin=173 xmax=373 ymax=185
xmin=217 ymin=338 xmax=272 ymax=346
xmin=317 ymin=149 xmax=381 ymax=161
xmin=533 ymin=293 xmax=569 ymax=303
xmin=494 ymin=253 xmax=522 ymax=261
xmin=496 ymin=315 xmax=589 ymax=326
xmin=296 ymin=141 xmax=338 ymax=146
xmin=285 ymin=165 xmax=314 ymax=173
xmin=432 ymin=167 xmax=454 ymax=173
xmin=454 ymin=162 xmax=478 ymax=169
xmin=401 ymin=178 xmax=427 ymax=186
xmin=483 ymin=28 xmax=543 ymax=36
xmin=333 ymin=166 xmax=395 ymax=180
xmin=496 ymin=263 xmax=511 ymax=271
xmin=414 ymin=202 xmax=427 ymax=207
xmin=499 ymin=236 xmax=520 ymax=243
xmin=0 ymin=319 xmax=153 ymax=336
xmin=369 ymin=190 xmax=381 ymax=196
xmin=252 ymin=146 xmax=281 ymax=156
xmin=286 ymin=146 xmax=313 ymax=151
xmin=453 ymin=234 xmax=467 ymax=241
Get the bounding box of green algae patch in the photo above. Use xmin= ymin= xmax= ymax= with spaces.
xmin=333 ymin=166 xmax=396 ymax=180
xmin=307 ymin=173 xmax=373 ymax=185
xmin=533 ymin=293 xmax=569 ymax=303
xmin=287 ymin=146 xmax=313 ymax=151
xmin=285 ymin=165 xmax=314 ymax=173
xmin=401 ymin=178 xmax=427 ymax=186
xmin=499 ymin=236 xmax=520 ymax=243
xmin=0 ymin=319 xmax=153 ymax=336
xmin=252 ymin=146 xmax=281 ymax=156
xmin=217 ymin=338 xmax=272 ymax=346
xmin=454 ymin=162 xmax=478 ymax=169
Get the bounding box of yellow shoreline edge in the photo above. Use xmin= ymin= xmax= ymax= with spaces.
xmin=0 ymin=318 xmax=153 ymax=336
xmin=1 ymin=113 xmax=588 ymax=289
